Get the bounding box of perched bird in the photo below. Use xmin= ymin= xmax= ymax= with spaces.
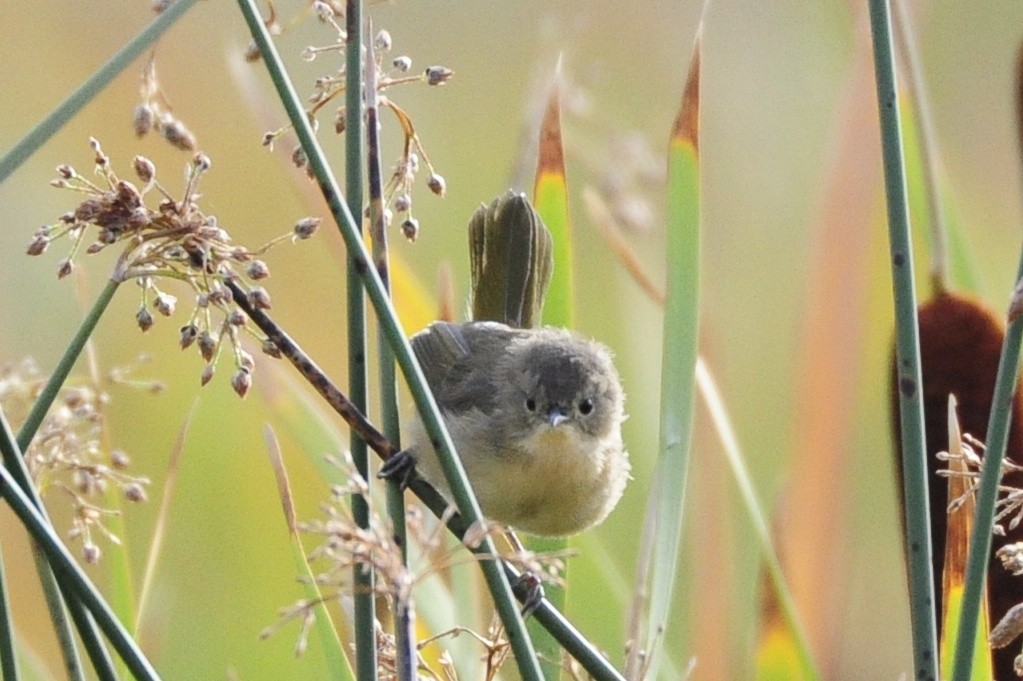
xmin=406 ymin=319 xmax=629 ymax=536
xmin=384 ymin=191 xmax=630 ymax=536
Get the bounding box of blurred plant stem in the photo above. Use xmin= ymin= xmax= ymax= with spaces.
xmin=867 ymin=0 xmax=939 ymax=678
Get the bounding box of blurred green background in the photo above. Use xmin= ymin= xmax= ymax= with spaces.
xmin=3 ymin=1 xmax=1023 ymax=679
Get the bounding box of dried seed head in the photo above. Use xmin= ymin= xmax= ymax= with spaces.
xmin=401 ymin=218 xmax=419 ymax=242
xmin=56 ymin=164 xmax=74 ymax=180
xmin=154 ymin=292 xmax=177 ymax=317
xmin=1010 ymin=279 xmax=1023 ymax=323
xmin=247 ymin=260 xmax=270 ymax=280
xmin=427 ymin=173 xmax=446 ymax=197
xmin=200 ymin=364 xmax=215 ymax=386
xmin=262 ymin=339 xmax=282 ymax=358
xmin=133 ymin=103 xmax=155 ymax=137
xmin=124 ymin=483 xmax=148 ymax=503
xmin=57 ymin=259 xmax=74 ymax=279
xmin=261 ymin=132 xmax=275 ymax=148
xmin=26 ymin=235 xmax=50 ymax=256
xmin=111 ymin=450 xmax=131 ymax=469
xmin=998 ymin=542 xmax=1023 ymax=576
xmin=248 ymin=287 xmax=272 ymax=310
xmin=425 ymin=66 xmax=454 ymax=86
xmin=238 ymin=350 xmax=255 ymax=371
xmin=86 ymin=242 xmax=105 ymax=255
xmin=227 ymin=310 xmax=247 ymax=327
xmin=312 ymin=1 xmax=334 ymax=20
xmin=231 ymin=368 xmax=252 ymax=398
xmin=393 ymin=194 xmax=411 ymax=213
xmin=75 ymin=199 xmax=104 ymax=223
xmin=193 ymin=152 xmax=211 ymax=172
xmin=82 ymin=542 xmax=102 ymax=564
xmin=991 ymin=602 xmax=1023 ymax=648
xmin=335 ymin=107 xmax=346 ymax=135
xmin=291 ymin=145 xmax=307 ymax=169
xmin=374 ymin=29 xmax=392 ymax=51
xmin=393 ymin=56 xmax=412 ymax=72
xmin=136 ymin=308 xmax=155 ymax=332
xmin=133 ymin=155 xmax=156 ymax=184
xmin=244 ymin=41 xmax=261 ymax=62
xmin=293 ymin=217 xmax=321 ymax=239
xmin=198 ymin=331 xmax=217 ymax=361
xmin=161 ymin=117 xmax=197 ymax=151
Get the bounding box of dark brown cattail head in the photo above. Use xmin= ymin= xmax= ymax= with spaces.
xmin=890 ymin=291 xmax=1023 ymax=679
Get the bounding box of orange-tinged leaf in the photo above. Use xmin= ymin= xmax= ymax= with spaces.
xmin=940 ymin=396 xmax=993 ymax=679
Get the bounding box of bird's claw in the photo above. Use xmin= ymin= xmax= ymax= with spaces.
xmin=512 ymin=570 xmax=545 ymax=617
xmin=378 ymin=449 xmax=417 ymax=490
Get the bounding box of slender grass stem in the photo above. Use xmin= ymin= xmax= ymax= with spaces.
xmin=950 ymin=254 xmax=1023 ymax=680
xmin=892 ymin=0 xmax=950 ymax=293
xmin=17 ymin=279 xmax=119 ymax=451
xmin=0 ymin=0 xmax=200 ymax=185
xmin=342 ymin=3 xmax=378 ymax=680
xmin=235 ymin=4 xmax=543 ymax=678
xmin=364 ymin=24 xmax=414 ymax=681
xmin=0 ymin=411 xmax=160 ymax=681
xmin=10 ymin=279 xmax=122 ymax=681
xmin=867 ymin=1 xmax=938 ymax=677
xmin=0 ymin=542 xmax=19 ymax=681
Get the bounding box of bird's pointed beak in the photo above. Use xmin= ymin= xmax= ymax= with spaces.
xmin=547 ymin=406 xmax=568 ymax=428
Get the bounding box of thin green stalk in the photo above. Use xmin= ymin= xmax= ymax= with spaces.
xmin=867 ymin=1 xmax=938 ymax=677
xmin=950 ymin=254 xmax=1023 ymax=680
xmin=0 ymin=0 xmax=200 ymax=185
xmin=235 ymin=5 xmax=542 ymax=678
xmin=342 ymin=2 xmax=377 ymax=679
xmin=0 ymin=412 xmax=160 ymax=681
xmin=17 ymin=279 xmax=119 ymax=451
xmin=9 ymin=279 xmax=122 ymax=681
xmin=695 ymin=361 xmax=819 ymax=680
xmin=230 ymin=287 xmax=625 ymax=681
xmin=364 ymin=24 xmax=414 ymax=681
xmin=0 ymin=542 xmax=19 ymax=681
xmin=892 ymin=0 xmax=950 ymax=293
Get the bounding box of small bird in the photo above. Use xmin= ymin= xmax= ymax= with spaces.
xmin=404 ymin=320 xmax=630 ymax=537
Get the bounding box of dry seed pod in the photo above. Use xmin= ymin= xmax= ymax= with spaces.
xmin=890 ymin=291 xmax=1023 ymax=676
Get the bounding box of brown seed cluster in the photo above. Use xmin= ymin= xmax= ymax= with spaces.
xmin=0 ymin=358 xmax=150 ymax=563
xmin=259 ymin=3 xmax=449 ymax=242
xmin=133 ymin=54 xmax=197 ymax=151
xmin=29 ymin=139 xmax=320 ymax=397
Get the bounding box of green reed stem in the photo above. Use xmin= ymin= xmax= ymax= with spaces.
xmin=867 ymin=1 xmax=938 ymax=678
xmin=342 ymin=2 xmax=378 ymax=680
xmin=0 ymin=0 xmax=200 ymax=185
xmin=0 ymin=541 xmax=19 ymax=681
xmin=236 ymin=4 xmax=542 ymax=678
xmin=0 ymin=411 xmax=159 ymax=681
xmin=950 ymin=251 xmax=1023 ymax=680
xmin=364 ymin=24 xmax=414 ymax=681
xmin=12 ymin=279 xmax=122 ymax=681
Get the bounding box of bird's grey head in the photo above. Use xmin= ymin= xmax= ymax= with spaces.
xmin=500 ymin=330 xmax=624 ymax=442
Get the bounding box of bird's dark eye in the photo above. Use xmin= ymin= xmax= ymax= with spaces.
xmin=578 ymin=398 xmax=594 ymax=415
xmin=525 ymin=397 xmax=537 ymax=412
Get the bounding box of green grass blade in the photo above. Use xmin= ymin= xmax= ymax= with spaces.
xmin=0 ymin=541 xmax=20 ymax=681
xmin=264 ymin=425 xmax=354 ymax=678
xmin=530 ymin=70 xmax=572 ymax=681
xmin=0 ymin=0 xmax=200 ymax=185
xmin=644 ymin=35 xmax=701 ymax=678
xmin=697 ymin=361 xmax=819 ymax=681
xmin=867 ymin=1 xmax=939 ymax=677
